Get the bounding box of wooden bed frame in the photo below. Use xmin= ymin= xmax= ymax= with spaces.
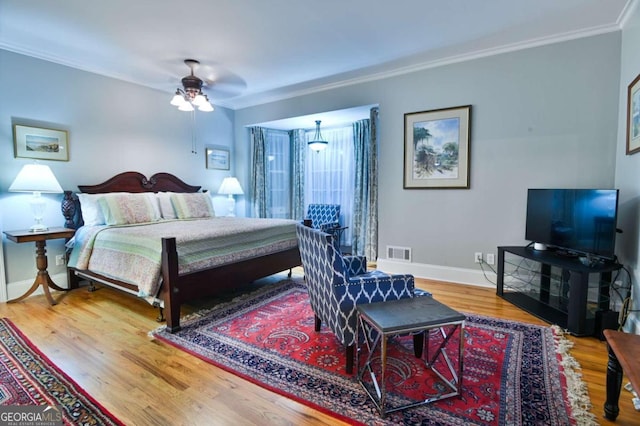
xmin=63 ymin=171 xmax=301 ymax=332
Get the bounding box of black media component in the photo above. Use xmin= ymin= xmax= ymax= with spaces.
xmin=525 ymin=189 xmax=619 ymax=260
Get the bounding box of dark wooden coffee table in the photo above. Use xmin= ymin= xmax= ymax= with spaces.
xmin=356 ymin=296 xmax=466 ymax=416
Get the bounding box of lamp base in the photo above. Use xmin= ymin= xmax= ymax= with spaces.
xmin=29 ymin=223 xmax=49 ymax=233
xmin=226 ymin=195 xmax=236 ymax=217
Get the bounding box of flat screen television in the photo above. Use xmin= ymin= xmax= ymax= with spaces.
xmin=525 ymin=189 xmax=619 ymax=260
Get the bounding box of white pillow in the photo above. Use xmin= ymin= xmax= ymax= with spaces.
xmin=142 ymin=193 xmax=162 ymax=221
xmin=77 ymin=193 xmax=108 ymax=226
xmin=156 ymin=192 xmax=177 ymax=220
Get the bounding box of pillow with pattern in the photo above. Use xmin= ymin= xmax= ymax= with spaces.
xmin=170 ymin=193 xmax=215 ymax=219
xmin=98 ymin=193 xmax=161 ymax=225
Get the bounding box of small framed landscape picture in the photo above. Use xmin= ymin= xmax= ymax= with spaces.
xmin=205 ymin=146 xmax=230 ymax=170
xmin=13 ymin=124 xmax=69 ymax=161
xmin=626 ymin=73 xmax=640 ymax=155
xmin=403 ymin=105 xmax=471 ymax=189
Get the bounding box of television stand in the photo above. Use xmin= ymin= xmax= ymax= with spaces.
xmin=496 ymin=246 xmax=621 ymax=336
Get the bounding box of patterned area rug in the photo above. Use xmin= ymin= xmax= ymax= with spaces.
xmin=0 ymin=318 xmax=123 ymax=426
xmin=152 ymin=279 xmax=596 ymax=425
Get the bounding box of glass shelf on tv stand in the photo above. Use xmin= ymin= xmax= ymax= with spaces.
xmin=496 ymin=246 xmax=621 ymax=336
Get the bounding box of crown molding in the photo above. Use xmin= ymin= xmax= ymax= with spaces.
xmin=226 ymin=22 xmax=623 ymax=109
xmin=619 ymin=0 xmax=639 ymax=28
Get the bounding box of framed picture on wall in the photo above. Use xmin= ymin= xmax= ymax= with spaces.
xmin=403 ymin=105 xmax=471 ymax=189
xmin=13 ymin=124 xmax=69 ymax=161
xmin=626 ymin=73 xmax=640 ymax=155
xmin=205 ymin=145 xmax=230 ymax=170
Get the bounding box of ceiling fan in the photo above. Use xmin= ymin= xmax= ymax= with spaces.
xmin=170 ymin=59 xmax=214 ymax=112
xmin=168 ymin=59 xmax=247 ymax=110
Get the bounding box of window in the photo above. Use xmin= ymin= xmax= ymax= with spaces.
xmin=264 ymin=129 xmax=291 ymax=218
xmin=304 ymin=125 xmax=355 ymax=242
xmin=256 ymin=124 xmax=356 ymax=243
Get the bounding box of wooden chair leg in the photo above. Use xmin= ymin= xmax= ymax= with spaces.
xmin=413 ymin=332 xmax=424 ymax=358
xmin=314 ymin=315 xmax=321 ymax=332
xmin=345 ymin=344 xmax=355 ymax=374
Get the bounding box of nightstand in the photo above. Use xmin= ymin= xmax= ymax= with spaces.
xmin=3 ymin=227 xmax=76 ymax=306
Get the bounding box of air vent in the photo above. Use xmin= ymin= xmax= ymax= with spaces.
xmin=387 ymin=246 xmax=411 ymax=262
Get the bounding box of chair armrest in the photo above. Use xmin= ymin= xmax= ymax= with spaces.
xmin=343 ymin=255 xmax=367 ymax=276
xmin=319 ymin=222 xmax=341 ymax=232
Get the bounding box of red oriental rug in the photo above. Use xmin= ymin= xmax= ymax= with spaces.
xmin=152 ymin=279 xmax=596 ymax=425
xmin=0 ymin=318 xmax=123 ymax=426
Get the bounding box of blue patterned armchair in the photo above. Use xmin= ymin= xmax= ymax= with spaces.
xmin=296 ymin=223 xmax=419 ymax=374
xmin=305 ymin=203 xmax=346 ymax=246
xmin=305 ymin=204 xmax=341 ymax=233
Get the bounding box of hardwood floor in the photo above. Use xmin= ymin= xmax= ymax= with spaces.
xmin=0 ymin=272 xmax=637 ymax=425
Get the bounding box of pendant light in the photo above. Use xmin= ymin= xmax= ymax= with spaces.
xmin=308 ymin=120 xmax=328 ymax=152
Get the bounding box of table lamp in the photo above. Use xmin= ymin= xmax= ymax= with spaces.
xmin=217 ymin=177 xmax=244 ymax=217
xmin=9 ymin=164 xmax=63 ymax=232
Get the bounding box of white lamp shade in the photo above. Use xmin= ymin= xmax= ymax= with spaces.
xmin=218 ymin=177 xmax=244 ymax=195
xmin=170 ymin=92 xmax=185 ymax=106
xmin=9 ymin=164 xmax=63 ymax=193
xmin=192 ymin=94 xmax=206 ymax=106
xmin=178 ymin=101 xmax=194 ymax=111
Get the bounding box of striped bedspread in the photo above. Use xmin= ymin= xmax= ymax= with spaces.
xmin=67 ymin=217 xmax=299 ymax=298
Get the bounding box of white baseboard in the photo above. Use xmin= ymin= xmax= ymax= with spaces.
xmin=2 ymin=272 xmax=69 ymax=302
xmin=376 ymin=258 xmax=496 ymax=289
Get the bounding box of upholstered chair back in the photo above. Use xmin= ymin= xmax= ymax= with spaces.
xmin=305 ymin=204 xmax=341 ymax=231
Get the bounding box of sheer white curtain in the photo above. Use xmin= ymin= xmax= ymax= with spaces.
xmin=264 ymin=129 xmax=291 ymax=218
xmin=304 ymin=125 xmax=355 ymax=243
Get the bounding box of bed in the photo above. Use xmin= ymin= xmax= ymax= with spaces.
xmin=63 ymin=171 xmax=301 ymax=332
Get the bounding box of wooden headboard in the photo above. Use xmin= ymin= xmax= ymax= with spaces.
xmin=62 ymin=171 xmax=201 ymax=229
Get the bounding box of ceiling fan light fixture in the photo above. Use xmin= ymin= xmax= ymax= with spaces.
xmin=170 ymin=90 xmax=186 ymax=106
xmin=308 ymin=120 xmax=328 ymax=152
xmin=170 ymin=59 xmax=214 ymax=113
xmin=178 ymin=101 xmax=194 ymax=112
xmin=192 ymin=93 xmax=207 ymax=106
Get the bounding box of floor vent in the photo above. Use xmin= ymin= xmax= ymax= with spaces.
xmin=387 ymin=246 xmax=411 ymax=262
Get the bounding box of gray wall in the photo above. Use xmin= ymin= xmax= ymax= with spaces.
xmin=615 ymin=4 xmax=640 ymax=332
xmin=0 ymin=50 xmax=236 ymax=286
xmin=235 ymin=33 xmax=621 ymax=270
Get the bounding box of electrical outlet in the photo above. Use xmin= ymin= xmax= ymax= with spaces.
xmin=474 ymin=252 xmax=483 ymax=263
xmin=486 ymin=253 xmax=495 ymax=265
xmin=55 ymin=254 xmax=65 ymax=266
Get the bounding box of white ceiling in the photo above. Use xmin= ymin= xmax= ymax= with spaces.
xmin=0 ymin=0 xmax=633 ymax=114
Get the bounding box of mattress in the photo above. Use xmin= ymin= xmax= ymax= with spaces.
xmin=67 ymin=217 xmax=299 ymax=297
